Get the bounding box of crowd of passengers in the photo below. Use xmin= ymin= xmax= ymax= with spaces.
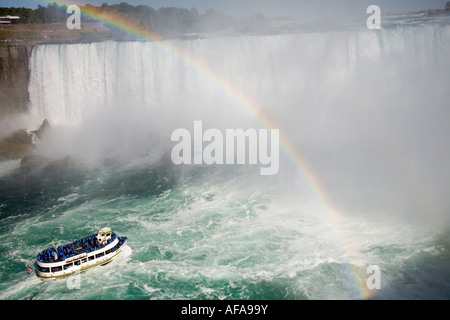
xmin=35 ymin=236 xmax=127 ymax=273
xmin=37 ymin=233 xmax=117 ymax=263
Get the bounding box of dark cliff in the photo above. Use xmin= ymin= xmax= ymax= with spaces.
xmin=0 ymin=44 xmax=34 ymax=119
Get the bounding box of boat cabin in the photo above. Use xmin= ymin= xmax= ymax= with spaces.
xmin=96 ymin=227 xmax=113 ymax=245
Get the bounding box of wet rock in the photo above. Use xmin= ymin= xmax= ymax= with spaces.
xmin=20 ymin=154 xmax=75 ymax=175
xmin=0 ymin=129 xmax=34 ymax=160
xmin=20 ymin=153 xmax=49 ymax=171
xmin=44 ymin=156 xmax=74 ymax=171
xmin=30 ymin=118 xmax=50 ymax=140
xmin=0 ymin=119 xmax=50 ymax=160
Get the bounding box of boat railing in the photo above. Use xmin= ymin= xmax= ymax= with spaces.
xmin=35 ymin=236 xmax=127 ymax=274
xmin=37 ymin=232 xmax=117 ymax=263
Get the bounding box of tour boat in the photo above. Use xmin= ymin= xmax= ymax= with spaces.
xmin=35 ymin=227 xmax=127 ymax=280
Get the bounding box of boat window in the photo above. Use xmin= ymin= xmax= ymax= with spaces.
xmin=39 ymin=267 xmax=50 ymax=273
xmin=95 ymin=252 xmax=104 ymax=258
xmin=74 ymin=260 xmax=81 ymax=266
xmin=51 ymin=266 xmax=62 ymax=272
xmin=82 ymin=258 xmax=87 ymax=263
xmin=64 ymin=263 xmax=73 ymax=270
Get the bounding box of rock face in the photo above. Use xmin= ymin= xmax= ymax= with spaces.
xmin=0 ymin=44 xmax=34 ymax=118
xmin=0 ymin=118 xmax=74 ymax=173
xmin=0 ymin=129 xmax=34 ymax=160
xmin=20 ymin=154 xmax=74 ymax=174
xmin=20 ymin=153 xmax=49 ymax=170
xmin=0 ymin=119 xmax=49 ymax=160
xmin=30 ymin=118 xmax=50 ymax=140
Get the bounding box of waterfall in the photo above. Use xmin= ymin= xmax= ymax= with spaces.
xmin=27 ymin=24 xmax=450 ymax=224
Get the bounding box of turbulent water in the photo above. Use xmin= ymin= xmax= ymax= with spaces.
xmin=1 ymin=15 xmax=450 ymax=300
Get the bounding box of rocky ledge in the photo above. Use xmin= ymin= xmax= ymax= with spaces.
xmin=0 ymin=118 xmax=49 ymax=160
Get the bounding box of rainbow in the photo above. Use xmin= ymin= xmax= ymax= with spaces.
xmin=36 ymin=1 xmax=374 ymax=299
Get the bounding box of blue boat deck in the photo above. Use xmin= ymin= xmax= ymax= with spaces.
xmin=37 ymin=233 xmax=122 ymax=263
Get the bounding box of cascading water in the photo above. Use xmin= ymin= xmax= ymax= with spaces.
xmin=0 ymin=18 xmax=449 ymax=300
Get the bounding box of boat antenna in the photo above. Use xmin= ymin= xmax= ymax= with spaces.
xmin=51 ymin=241 xmax=58 ymax=261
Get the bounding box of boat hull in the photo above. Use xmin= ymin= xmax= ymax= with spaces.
xmin=36 ymin=238 xmax=127 ymax=280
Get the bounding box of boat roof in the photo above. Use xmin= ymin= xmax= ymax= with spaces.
xmin=99 ymin=227 xmax=112 ymax=233
xmin=37 ymin=228 xmax=116 ymax=263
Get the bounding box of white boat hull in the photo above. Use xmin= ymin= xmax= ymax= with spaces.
xmin=36 ymin=237 xmax=127 ymax=280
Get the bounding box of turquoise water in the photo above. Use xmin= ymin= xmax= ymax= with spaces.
xmin=0 ymin=158 xmax=449 ymax=300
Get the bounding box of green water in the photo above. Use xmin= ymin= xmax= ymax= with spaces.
xmin=0 ymin=158 xmax=449 ymax=300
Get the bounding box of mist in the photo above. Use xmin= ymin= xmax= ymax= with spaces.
xmin=22 ymin=21 xmax=450 ymax=232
